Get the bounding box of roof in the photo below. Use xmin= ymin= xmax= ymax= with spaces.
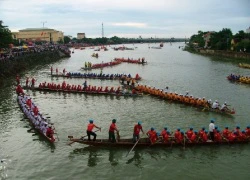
xmin=19 ymin=28 xmax=55 ymax=32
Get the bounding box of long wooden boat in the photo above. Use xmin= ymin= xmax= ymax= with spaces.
xmin=23 ymin=86 xmax=143 ymax=97
xmin=114 ymin=58 xmax=147 ymax=65
xmin=67 ymin=137 xmax=249 ymax=148
xmin=17 ymin=95 xmax=56 ymax=143
xmin=239 ymin=63 xmax=250 ymax=69
xmin=227 ymin=75 xmax=250 ymax=84
xmin=81 ymin=60 xmax=122 ymax=70
xmin=49 ymin=73 xmax=142 ymax=81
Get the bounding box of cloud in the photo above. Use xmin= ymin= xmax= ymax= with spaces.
xmin=111 ymin=22 xmax=147 ymax=28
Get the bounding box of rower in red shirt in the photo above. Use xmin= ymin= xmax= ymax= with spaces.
xmin=86 ymin=119 xmax=101 ymax=141
xmin=46 ymin=124 xmax=55 ymax=142
xmin=245 ymin=126 xmax=250 ymax=137
xmin=146 ymin=127 xmax=157 ymax=144
xmin=175 ymin=131 xmax=184 ymax=143
xmin=238 ymin=131 xmax=247 ymax=141
xmin=33 ymin=105 xmax=39 ymax=116
xmin=201 ymin=131 xmax=208 ymax=142
xmin=222 ymin=126 xmax=231 ymax=139
xmin=161 ymin=128 xmax=170 ymax=143
xmin=190 ymin=131 xmax=198 ymax=143
xmin=214 ymin=130 xmax=222 ymax=142
xmin=16 ymin=85 xmax=24 ymax=95
xmin=174 ymin=128 xmax=181 ymax=140
xmin=186 ymin=127 xmax=194 ymax=140
xmin=228 ymin=132 xmax=237 ymax=142
xmin=133 ymin=121 xmax=144 ymax=143
xmin=109 ymin=119 xmax=119 ymax=143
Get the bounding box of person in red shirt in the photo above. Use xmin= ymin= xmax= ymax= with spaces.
xmin=161 ymin=128 xmax=170 ymax=143
xmin=174 ymin=128 xmax=181 ymax=140
xmin=186 ymin=127 xmax=194 ymax=140
xmin=175 ymin=131 xmax=184 ymax=143
xmin=198 ymin=127 xmax=205 ymax=139
xmin=33 ymin=105 xmax=39 ymax=116
xmin=222 ymin=126 xmax=231 ymax=139
xmin=190 ymin=131 xmax=198 ymax=143
xmin=133 ymin=121 xmax=144 ymax=143
xmin=16 ymin=85 xmax=24 ymax=95
xmin=86 ymin=119 xmax=101 ymax=141
xmin=16 ymin=74 xmax=20 ymax=85
xmin=245 ymin=126 xmax=250 ymax=137
xmin=238 ymin=131 xmax=247 ymax=141
xmin=146 ymin=128 xmax=157 ymax=144
xmin=214 ymin=130 xmax=222 ymax=142
xmin=46 ymin=124 xmax=55 ymax=142
xmin=109 ymin=119 xmax=119 ymax=143
xmin=228 ymin=132 xmax=237 ymax=142
xmin=31 ymin=78 xmax=35 ymax=87
xmin=26 ymin=77 xmax=29 ymax=87
xmin=201 ymin=131 xmax=208 ymax=142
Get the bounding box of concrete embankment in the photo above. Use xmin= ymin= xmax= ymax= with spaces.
xmin=0 ymin=50 xmax=69 ymax=80
xmin=199 ymin=49 xmax=250 ymax=60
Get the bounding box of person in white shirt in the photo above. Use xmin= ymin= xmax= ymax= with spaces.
xmin=211 ymin=100 xmax=219 ymax=109
xmin=209 ymin=119 xmax=215 ymax=141
xmin=220 ymin=102 xmax=228 ymax=111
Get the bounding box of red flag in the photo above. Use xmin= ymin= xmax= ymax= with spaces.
xmin=41 ymin=32 xmax=43 ymax=36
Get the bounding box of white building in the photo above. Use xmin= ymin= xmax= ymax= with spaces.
xmin=246 ymin=27 xmax=250 ymax=33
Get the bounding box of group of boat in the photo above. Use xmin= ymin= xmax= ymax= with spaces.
xmin=50 ymin=72 xmax=142 ymax=81
xmin=135 ymin=84 xmax=235 ymax=115
xmin=23 ymin=81 xmax=142 ymax=97
xmin=227 ymin=74 xmax=250 ymax=84
xmin=114 ymin=57 xmax=147 ymax=64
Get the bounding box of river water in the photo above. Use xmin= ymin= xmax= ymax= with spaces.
xmin=1 ymin=43 xmax=250 ymax=180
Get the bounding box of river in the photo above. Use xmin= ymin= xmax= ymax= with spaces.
xmin=1 ymin=43 xmax=250 ymax=180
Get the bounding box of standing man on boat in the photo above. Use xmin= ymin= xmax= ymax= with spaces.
xmin=209 ymin=119 xmax=215 ymax=141
xmin=109 ymin=119 xmax=119 ymax=143
xmin=133 ymin=121 xmax=144 ymax=143
xmin=46 ymin=124 xmax=55 ymax=142
xmin=86 ymin=119 xmax=101 ymax=141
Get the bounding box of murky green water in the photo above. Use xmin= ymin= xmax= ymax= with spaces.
xmin=1 ymin=43 xmax=250 ymax=180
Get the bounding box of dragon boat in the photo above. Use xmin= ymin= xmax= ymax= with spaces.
xmin=67 ymin=137 xmax=249 ymax=148
xmin=227 ymin=74 xmax=250 ymax=84
xmin=23 ymin=86 xmax=143 ymax=97
xmin=81 ymin=60 xmax=122 ymax=70
xmin=16 ymin=93 xmax=56 ymax=143
xmin=49 ymin=73 xmax=142 ymax=81
xmin=114 ymin=58 xmax=147 ymax=64
xmin=239 ymin=63 xmax=250 ymax=69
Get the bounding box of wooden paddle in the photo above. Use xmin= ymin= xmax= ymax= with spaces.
xmin=126 ymin=134 xmax=144 ymax=157
xmin=67 ymin=129 xmax=100 ymax=146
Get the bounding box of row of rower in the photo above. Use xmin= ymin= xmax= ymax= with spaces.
xmin=17 ymin=94 xmax=55 ymax=142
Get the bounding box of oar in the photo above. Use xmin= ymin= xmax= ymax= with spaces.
xmin=67 ymin=129 xmax=100 ymax=146
xmin=126 ymin=135 xmax=143 ymax=157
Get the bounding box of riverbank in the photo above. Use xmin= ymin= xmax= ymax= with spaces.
xmin=0 ymin=50 xmax=69 ymax=83
xmin=184 ymin=46 xmax=250 ymax=63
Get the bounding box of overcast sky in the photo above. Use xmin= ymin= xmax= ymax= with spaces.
xmin=0 ymin=0 xmax=249 ymax=38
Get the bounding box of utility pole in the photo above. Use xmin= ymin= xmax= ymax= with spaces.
xmin=102 ymin=23 xmax=104 ymax=38
xmin=41 ymin=21 xmax=47 ymax=28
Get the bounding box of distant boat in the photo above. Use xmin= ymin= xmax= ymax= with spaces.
xmin=151 ymin=47 xmax=162 ymax=49
xmin=160 ymin=42 xmax=164 ymax=47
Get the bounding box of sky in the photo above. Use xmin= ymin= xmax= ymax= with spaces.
xmin=0 ymin=0 xmax=249 ymax=38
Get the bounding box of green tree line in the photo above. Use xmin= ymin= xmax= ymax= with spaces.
xmin=189 ymin=28 xmax=250 ymax=52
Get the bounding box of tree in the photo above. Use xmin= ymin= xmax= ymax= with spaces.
xmin=64 ymin=36 xmax=71 ymax=44
xmin=0 ymin=21 xmax=13 ymax=48
xmin=189 ymin=31 xmax=205 ymax=48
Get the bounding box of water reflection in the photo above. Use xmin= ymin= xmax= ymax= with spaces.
xmin=126 ymin=149 xmax=143 ymax=168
